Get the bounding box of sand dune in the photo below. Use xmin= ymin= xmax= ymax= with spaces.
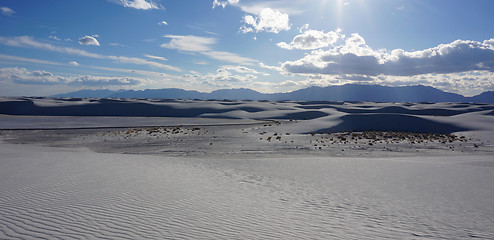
xmin=2 ymin=97 xmax=493 ymax=134
xmin=314 ymin=114 xmax=469 ymax=134
xmin=1 ymin=97 xmax=494 ymax=239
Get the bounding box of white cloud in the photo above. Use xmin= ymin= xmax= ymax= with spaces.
xmin=90 ymin=66 xmax=179 ymax=80
xmin=1 ymin=7 xmax=14 ymax=16
xmin=281 ymin=33 xmax=494 ymax=77
xmin=258 ymin=62 xmax=282 ymax=72
xmin=161 ymin=35 xmax=257 ymax=65
xmin=161 ymin=35 xmax=216 ymax=52
xmin=0 ymin=67 xmax=142 ymax=86
xmin=0 ymin=53 xmax=63 ymax=66
xmin=220 ymin=65 xmax=261 ymax=74
xmin=49 ymin=35 xmax=61 ymax=41
xmin=277 ymin=28 xmax=344 ymax=50
xmin=239 ymin=1 xmax=303 ymax=15
xmin=159 ymin=21 xmax=168 ymax=25
xmin=240 ymin=8 xmax=290 ymax=34
xmin=276 ymin=33 xmax=494 ymax=95
xmin=212 ymin=0 xmax=239 ymax=9
xmin=372 ymin=71 xmax=494 ymax=97
xmin=110 ymin=55 xmax=182 ymax=71
xmin=110 ymin=43 xmax=125 ymax=47
xmin=120 ymin=0 xmax=160 ymax=10
xmin=201 ymin=51 xmax=257 ymax=65
xmin=182 ymin=65 xmax=259 ymax=88
xmin=298 ymin=24 xmax=309 ymax=33
xmin=78 ymin=35 xmax=100 ymax=46
xmin=68 ymin=61 xmax=79 ymax=66
xmin=144 ymin=54 xmax=167 ymax=61
xmin=0 ymin=36 xmax=181 ymax=72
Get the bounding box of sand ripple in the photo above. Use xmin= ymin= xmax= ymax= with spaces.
xmin=1 ymin=143 xmax=494 ymax=239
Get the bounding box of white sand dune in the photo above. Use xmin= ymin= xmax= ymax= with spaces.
xmin=1 ymin=97 xmax=494 ymax=239
xmin=2 ymin=97 xmax=493 ymax=135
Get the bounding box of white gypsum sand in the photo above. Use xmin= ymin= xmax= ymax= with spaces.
xmin=1 ymin=143 xmax=494 ymax=239
xmin=1 ymin=97 xmax=494 ymax=239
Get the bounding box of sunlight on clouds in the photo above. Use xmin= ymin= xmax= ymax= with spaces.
xmin=212 ymin=0 xmax=239 ymax=9
xmin=281 ymin=33 xmax=494 ymax=77
xmin=275 ymin=31 xmax=494 ymax=95
xmin=240 ymin=8 xmax=290 ymax=34
xmin=277 ymin=28 xmax=344 ymax=50
xmin=120 ymin=0 xmax=160 ymax=10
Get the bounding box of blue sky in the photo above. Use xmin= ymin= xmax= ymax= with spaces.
xmin=1 ymin=0 xmax=494 ymax=96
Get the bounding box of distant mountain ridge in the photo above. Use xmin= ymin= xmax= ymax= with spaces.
xmin=52 ymin=84 xmax=494 ymax=103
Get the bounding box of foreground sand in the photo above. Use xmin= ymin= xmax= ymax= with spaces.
xmin=1 ymin=98 xmax=494 ymax=239
xmin=1 ymin=139 xmax=494 ymax=239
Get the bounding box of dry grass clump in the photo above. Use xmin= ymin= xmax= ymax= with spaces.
xmin=321 ymin=131 xmax=466 ymax=144
xmin=106 ymin=126 xmax=207 ymax=139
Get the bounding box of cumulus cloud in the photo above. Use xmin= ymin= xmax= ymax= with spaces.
xmin=68 ymin=61 xmax=79 ymax=66
xmin=258 ymin=62 xmax=282 ymax=72
xmin=120 ymin=0 xmax=160 ymax=10
xmin=158 ymin=20 xmax=168 ymax=25
xmin=281 ymin=34 xmax=494 ymax=77
xmin=212 ymin=0 xmax=239 ymax=9
xmin=0 ymin=36 xmax=181 ymax=72
xmin=277 ymin=28 xmax=344 ymax=50
xmin=240 ymin=8 xmax=290 ymax=34
xmin=1 ymin=7 xmax=14 ymax=16
xmin=0 ymin=67 xmax=141 ymax=86
xmin=78 ymin=35 xmax=100 ymax=46
xmin=372 ymin=71 xmax=494 ymax=97
xmin=298 ymin=24 xmax=309 ymax=33
xmin=161 ymin=35 xmax=257 ymax=65
xmin=182 ymin=65 xmax=258 ymax=88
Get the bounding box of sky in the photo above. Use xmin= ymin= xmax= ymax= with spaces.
xmin=1 ymin=0 xmax=494 ymax=96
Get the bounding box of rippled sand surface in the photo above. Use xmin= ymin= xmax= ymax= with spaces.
xmin=1 ymin=143 xmax=493 ymax=239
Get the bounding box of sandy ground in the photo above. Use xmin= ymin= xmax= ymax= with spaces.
xmin=1 ymin=98 xmax=494 ymax=239
xmin=1 ymin=120 xmax=493 ymax=159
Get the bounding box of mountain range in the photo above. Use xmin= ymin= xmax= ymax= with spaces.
xmin=53 ymin=84 xmax=494 ymax=103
